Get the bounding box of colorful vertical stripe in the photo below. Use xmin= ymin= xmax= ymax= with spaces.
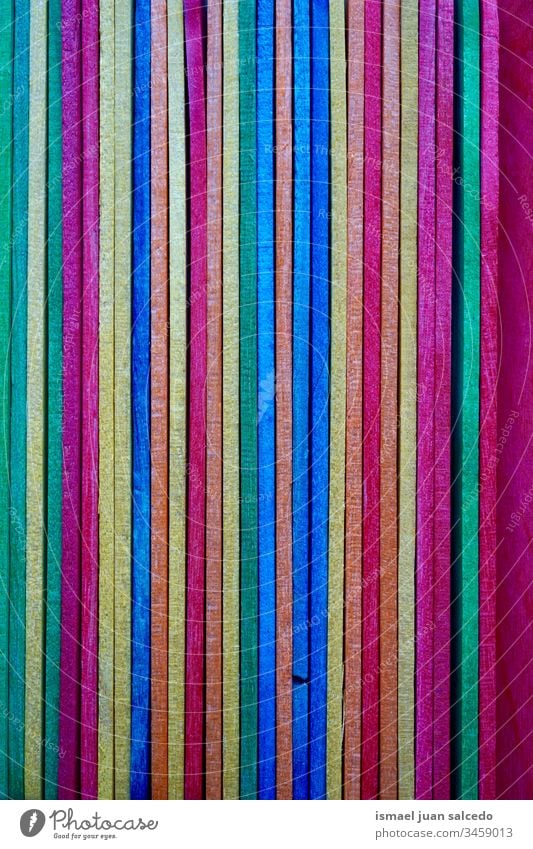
xmin=150 ymin=0 xmax=169 ymax=800
xmin=309 ymin=0 xmax=330 ymax=800
xmin=59 ymin=0 xmax=83 ymax=800
xmin=257 ymin=0 xmax=276 ymax=801
xmin=239 ymin=0 xmax=258 ymax=800
xmin=114 ymin=0 xmax=133 ymax=800
xmin=131 ymin=0 xmax=151 ymax=799
xmin=25 ymin=0 xmax=47 ymax=799
xmin=222 ymin=0 xmax=240 ymax=800
xmin=10 ymin=0 xmax=29 ymax=802
xmin=0 ymin=0 xmax=13 ymax=801
xmin=0 ymin=0 xmax=530 ymax=802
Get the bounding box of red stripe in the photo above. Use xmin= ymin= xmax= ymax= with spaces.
xmin=205 ymin=0 xmax=223 ymax=800
xmin=432 ymin=0 xmax=453 ymax=800
xmin=344 ymin=0 xmax=364 ymax=800
xmin=151 ymin=0 xmax=170 ymax=800
xmin=361 ymin=0 xmax=381 ymax=801
xmin=496 ymin=0 xmax=533 ymax=799
xmin=184 ymin=0 xmax=207 ymax=800
xmin=478 ymin=0 xmax=499 ymax=802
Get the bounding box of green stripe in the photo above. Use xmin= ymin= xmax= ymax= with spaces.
xmin=9 ymin=0 xmax=29 ymax=800
xmin=452 ymin=0 xmax=480 ymax=801
xmin=44 ymin=0 xmax=62 ymax=799
xmin=239 ymin=0 xmax=258 ymax=800
xmin=0 ymin=4 xmax=13 ymax=801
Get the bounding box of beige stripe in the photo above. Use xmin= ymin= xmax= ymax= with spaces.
xmin=398 ymin=0 xmax=418 ymax=802
xmin=114 ymin=0 xmax=132 ymax=800
xmin=25 ymin=0 xmax=47 ymax=800
xmin=98 ymin=0 xmax=116 ymax=800
xmin=222 ymin=0 xmax=240 ymax=800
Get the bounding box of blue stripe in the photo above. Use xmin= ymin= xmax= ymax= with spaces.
xmin=131 ymin=0 xmax=151 ymax=800
xmin=256 ymin=0 xmax=276 ymax=800
xmin=309 ymin=0 xmax=330 ymax=801
xmin=292 ymin=0 xmax=311 ymax=801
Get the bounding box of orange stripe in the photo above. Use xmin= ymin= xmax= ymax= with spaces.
xmin=150 ymin=0 xmax=169 ymax=799
xmin=275 ymin=0 xmax=293 ymax=799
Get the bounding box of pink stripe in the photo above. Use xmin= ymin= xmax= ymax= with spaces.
xmin=478 ymin=0 xmax=499 ymax=803
xmin=58 ymin=0 xmax=83 ymax=799
xmin=432 ymin=0 xmax=453 ymax=800
xmin=184 ymin=0 xmax=207 ymax=800
xmin=416 ymin=0 xmax=436 ymax=801
xmin=496 ymin=0 xmax=533 ymax=800
xmin=361 ymin=0 xmax=381 ymax=801
xmin=80 ymin=0 xmax=99 ymax=801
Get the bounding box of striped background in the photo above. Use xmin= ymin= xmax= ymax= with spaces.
xmin=0 ymin=0 xmax=532 ymax=800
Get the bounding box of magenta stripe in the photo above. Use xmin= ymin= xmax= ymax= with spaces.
xmin=80 ymin=0 xmax=100 ymax=800
xmin=58 ymin=0 xmax=83 ymax=799
xmin=416 ymin=0 xmax=436 ymax=800
xmin=478 ymin=0 xmax=499 ymax=802
xmin=361 ymin=0 xmax=381 ymax=800
xmin=495 ymin=0 xmax=533 ymax=800
xmin=432 ymin=0 xmax=453 ymax=800
xmin=183 ymin=0 xmax=208 ymax=799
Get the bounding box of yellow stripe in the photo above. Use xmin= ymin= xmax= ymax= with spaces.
xmin=98 ymin=0 xmax=116 ymax=800
xmin=222 ymin=0 xmax=240 ymax=800
xmin=398 ymin=0 xmax=418 ymax=801
xmin=25 ymin=0 xmax=47 ymax=799
xmin=114 ymin=0 xmax=132 ymax=799
xmin=327 ymin=0 xmax=347 ymax=800
xmin=168 ymin=0 xmax=187 ymax=801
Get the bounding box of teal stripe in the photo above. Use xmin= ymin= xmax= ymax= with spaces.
xmin=452 ymin=0 xmax=480 ymax=801
xmin=44 ymin=0 xmax=63 ymax=799
xmin=0 ymin=3 xmax=13 ymax=801
xmin=239 ymin=0 xmax=258 ymax=799
xmin=9 ymin=0 xmax=29 ymax=801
